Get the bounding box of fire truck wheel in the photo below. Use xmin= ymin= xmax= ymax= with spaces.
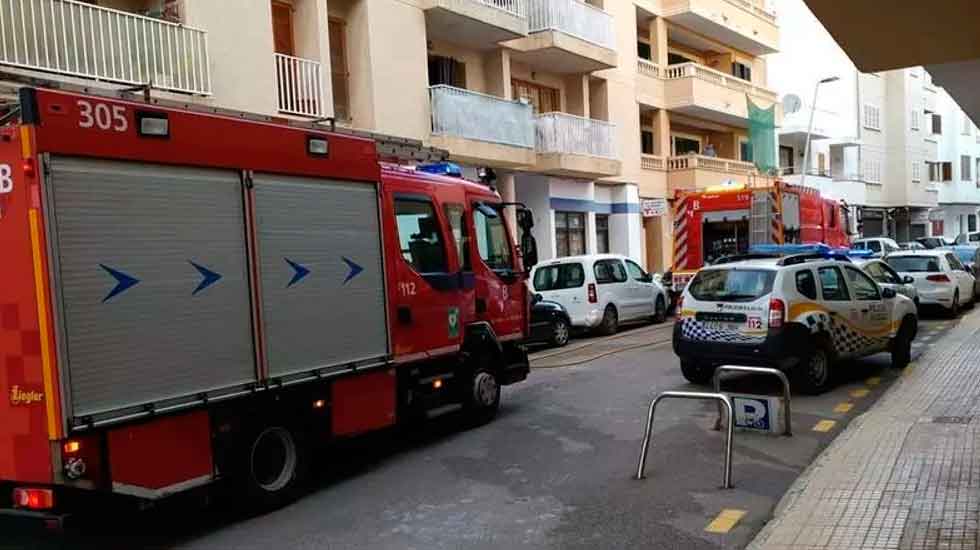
xmin=598 ymin=305 xmax=619 ymax=335
xmin=466 ymin=369 xmax=501 ymax=426
xmin=680 ymin=360 xmax=713 ymax=385
xmin=240 ymin=424 xmax=308 ymax=509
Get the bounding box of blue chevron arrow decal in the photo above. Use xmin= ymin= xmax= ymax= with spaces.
xmin=285 ymin=258 xmax=311 ymax=287
xmin=100 ymin=264 xmax=140 ymax=303
xmin=189 ymin=260 xmax=222 ymax=295
xmin=342 ymin=257 xmax=363 ymax=285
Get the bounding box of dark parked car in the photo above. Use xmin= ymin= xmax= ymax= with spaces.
xmin=527 ymin=295 xmax=571 ymax=348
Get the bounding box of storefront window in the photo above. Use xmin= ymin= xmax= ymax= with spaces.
xmin=596 ymin=214 xmax=610 ymax=254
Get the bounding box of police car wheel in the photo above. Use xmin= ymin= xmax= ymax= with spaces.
xmin=680 ymin=361 xmax=714 ymax=385
xmin=890 ymin=319 xmax=914 ymax=369
xmin=795 ymin=346 xmax=832 ymax=395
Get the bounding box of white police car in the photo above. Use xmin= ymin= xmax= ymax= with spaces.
xmin=673 ymin=245 xmax=919 ymax=394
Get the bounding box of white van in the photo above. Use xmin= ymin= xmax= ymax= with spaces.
xmin=530 ymin=254 xmax=668 ymax=335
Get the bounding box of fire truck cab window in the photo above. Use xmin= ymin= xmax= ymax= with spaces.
xmin=395 ymin=198 xmax=448 ymax=274
xmin=443 ymin=203 xmax=470 ymax=271
xmin=474 ymin=205 xmax=513 ymax=271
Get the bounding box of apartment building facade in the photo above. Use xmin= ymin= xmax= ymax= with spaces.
xmin=0 ymin=0 xmax=781 ymax=272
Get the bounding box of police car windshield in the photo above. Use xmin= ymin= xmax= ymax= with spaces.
xmin=688 ymin=269 xmax=776 ymax=303
xmin=886 ymin=256 xmax=941 ymax=273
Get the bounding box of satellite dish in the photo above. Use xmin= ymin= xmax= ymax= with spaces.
xmin=782 ymin=94 xmax=802 ymax=115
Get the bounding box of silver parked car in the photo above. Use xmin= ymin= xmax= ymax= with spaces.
xmin=855 ymin=258 xmax=919 ymax=308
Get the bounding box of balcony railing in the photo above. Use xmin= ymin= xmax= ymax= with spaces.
xmin=667 ymin=154 xmax=757 ymax=174
xmin=641 ymin=154 xmax=666 ymax=171
xmin=439 ymin=0 xmax=528 ymax=17
xmin=275 ymin=53 xmax=324 ymax=117
xmin=0 ymin=0 xmax=210 ymax=95
xmin=535 ymin=112 xmax=616 ymax=159
xmin=430 ymin=85 xmax=534 ymax=148
xmin=663 ymin=62 xmax=778 ymax=103
xmin=527 ymin=0 xmax=614 ymax=49
xmin=725 ymin=0 xmax=777 ymax=22
xmin=637 ymin=58 xmax=661 ymax=79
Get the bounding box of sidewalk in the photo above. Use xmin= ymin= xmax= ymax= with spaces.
xmin=749 ymin=309 xmax=980 ymax=550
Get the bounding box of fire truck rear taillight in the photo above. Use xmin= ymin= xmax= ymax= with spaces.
xmin=769 ymin=298 xmax=785 ymax=329
xmin=587 ymin=283 xmax=597 ymax=304
xmin=12 ymin=488 xmax=54 ymax=510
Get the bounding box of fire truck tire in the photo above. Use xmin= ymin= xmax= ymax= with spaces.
xmin=680 ymin=360 xmax=714 ymax=385
xmin=465 ymin=367 xmax=501 ymax=426
xmin=793 ymin=341 xmax=834 ymax=395
xmin=239 ymin=423 xmax=308 ymax=509
xmin=598 ymin=305 xmax=619 ymax=335
xmin=652 ymin=295 xmax=667 ymax=324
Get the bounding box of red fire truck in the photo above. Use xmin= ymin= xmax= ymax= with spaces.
xmin=0 ymin=86 xmax=536 ymax=523
xmin=667 ymin=181 xmax=851 ymax=291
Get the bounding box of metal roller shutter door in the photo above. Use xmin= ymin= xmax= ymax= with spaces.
xmin=252 ymin=174 xmax=388 ymax=378
xmin=47 ymin=157 xmax=256 ymax=419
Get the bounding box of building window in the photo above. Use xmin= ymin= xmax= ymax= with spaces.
xmin=637 ymin=41 xmax=651 ymax=61
xmin=863 ymin=104 xmax=881 ymax=131
xmin=932 ymin=113 xmax=943 ymax=135
xmin=329 ymin=18 xmax=350 ymax=121
xmin=672 ymin=134 xmax=701 ymax=155
xmin=641 ymin=130 xmax=654 ymax=155
xmin=943 ymin=161 xmax=953 ymax=181
xmin=817 ymin=152 xmax=827 ymax=175
xmin=912 ymin=161 xmax=921 ymax=182
xmin=740 ymin=140 xmax=753 ymax=163
xmin=511 ymin=79 xmax=560 ymax=114
xmin=731 ymin=61 xmax=752 ymax=82
xmin=863 ymin=158 xmax=882 ymax=183
xmin=962 ymin=155 xmax=972 ymax=181
xmin=271 ymin=1 xmax=294 ymax=55
xmin=964 ymin=113 xmax=973 ymax=136
xmin=970 ymin=215 xmax=978 ymax=232
xmin=779 ymin=145 xmax=795 ymax=174
xmin=911 ymin=109 xmax=920 ymax=131
xmin=429 ymin=55 xmax=466 ymax=88
xmin=596 ymin=214 xmax=610 ymax=254
xmin=555 ymin=211 xmax=586 ymax=257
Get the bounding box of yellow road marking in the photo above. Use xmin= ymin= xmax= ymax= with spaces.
xmin=705 ymin=509 xmax=747 ymax=534
xmin=850 ymin=388 xmax=870 ymax=398
xmin=813 ymin=420 xmax=837 ymax=432
xmin=866 ymin=377 xmax=881 ymax=386
xmin=833 ymin=403 xmax=854 ymax=413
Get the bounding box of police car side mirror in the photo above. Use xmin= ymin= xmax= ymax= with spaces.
xmin=881 ymin=287 xmax=897 ymax=299
xmin=532 ymin=293 xmax=543 ymax=305
xmin=903 ymin=275 xmax=914 ymax=284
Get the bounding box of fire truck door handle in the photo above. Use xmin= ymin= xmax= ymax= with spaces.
xmin=397 ymin=306 xmax=412 ymax=324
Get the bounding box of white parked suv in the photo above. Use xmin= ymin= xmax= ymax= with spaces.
xmin=530 ymin=254 xmax=668 ymax=335
xmin=885 ymin=250 xmax=976 ymax=316
xmin=674 ymin=251 xmax=918 ymax=394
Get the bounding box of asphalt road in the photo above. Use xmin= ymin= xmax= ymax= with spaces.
xmin=7 ymin=312 xmax=963 ymax=550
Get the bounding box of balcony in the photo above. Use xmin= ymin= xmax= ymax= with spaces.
xmin=429 ymin=85 xmax=536 ymax=168
xmin=423 ymin=0 xmax=528 ymax=49
xmin=0 ymin=0 xmax=210 ymax=95
xmin=639 ymin=154 xmax=668 ymax=197
xmin=663 ymin=62 xmax=780 ymax=127
xmin=534 ymin=112 xmax=620 ymax=178
xmin=664 ymin=154 xmax=776 ymax=191
xmin=661 ymin=0 xmax=778 ymax=56
xmin=636 ymin=59 xmax=665 ymax=107
xmin=503 ymin=0 xmax=616 ymax=73
xmin=275 ymin=54 xmax=325 ymax=117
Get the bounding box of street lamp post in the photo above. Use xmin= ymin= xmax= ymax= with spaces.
xmin=800 ymin=76 xmax=840 ymax=187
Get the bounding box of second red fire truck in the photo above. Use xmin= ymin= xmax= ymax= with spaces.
xmin=0 ymin=85 xmax=537 ymax=523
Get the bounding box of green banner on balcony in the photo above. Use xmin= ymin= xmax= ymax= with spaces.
xmin=747 ymin=97 xmax=777 ymax=174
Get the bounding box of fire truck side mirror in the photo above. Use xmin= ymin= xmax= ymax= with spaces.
xmin=517 ymin=208 xmax=534 ymax=231
xmin=521 ymin=233 xmax=538 ymax=271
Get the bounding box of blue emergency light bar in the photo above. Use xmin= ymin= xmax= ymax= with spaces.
xmin=417 ymin=162 xmax=463 ymax=177
xmin=749 ymin=243 xmax=833 ymax=256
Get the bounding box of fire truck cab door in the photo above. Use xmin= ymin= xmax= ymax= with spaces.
xmin=469 ymin=201 xmax=525 ymax=343
xmin=389 ymin=192 xmax=463 ymax=357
